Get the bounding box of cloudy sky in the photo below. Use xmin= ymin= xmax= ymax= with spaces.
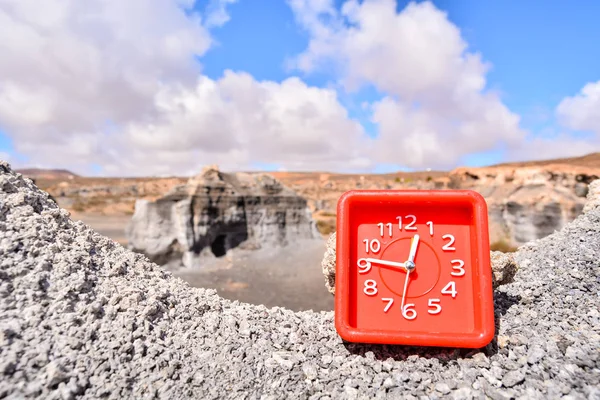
xmin=1 ymin=0 xmax=599 ymax=176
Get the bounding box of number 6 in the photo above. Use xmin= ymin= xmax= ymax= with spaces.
xmin=402 ymin=304 xmax=417 ymax=320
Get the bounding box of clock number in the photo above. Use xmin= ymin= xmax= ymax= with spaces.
xmin=402 ymin=304 xmax=417 ymax=320
xmin=442 ymin=234 xmax=455 ymax=251
xmin=396 ymin=215 xmax=417 ymax=231
xmin=363 ymin=280 xmax=378 ymax=296
xmin=363 ymin=239 xmax=381 ymax=253
xmin=450 ymin=259 xmax=465 ymax=276
xmin=426 ymin=221 xmax=434 ymax=236
xmin=357 ymin=259 xmax=372 ymax=274
xmin=405 ymin=215 xmax=417 ymax=231
xmin=377 ymin=222 xmax=393 ymax=237
xmin=382 ymin=297 xmax=394 ymax=312
xmin=441 ymin=281 xmax=458 ymax=298
xmin=427 ymin=298 xmax=442 ymax=314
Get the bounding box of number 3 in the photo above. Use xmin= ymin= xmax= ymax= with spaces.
xmin=451 ymin=259 xmax=465 ymax=276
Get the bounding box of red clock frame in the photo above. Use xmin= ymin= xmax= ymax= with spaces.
xmin=335 ymin=190 xmax=495 ymax=348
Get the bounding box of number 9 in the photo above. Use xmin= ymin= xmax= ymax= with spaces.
xmin=357 ymin=258 xmax=372 ymax=274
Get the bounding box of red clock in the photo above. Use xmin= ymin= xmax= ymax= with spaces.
xmin=335 ymin=190 xmax=495 ymax=348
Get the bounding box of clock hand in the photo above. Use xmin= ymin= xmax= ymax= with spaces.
xmin=400 ymin=235 xmax=419 ymax=314
xmin=400 ymin=269 xmax=412 ymax=314
xmin=407 ymin=234 xmax=420 ymax=264
xmin=362 ymin=258 xmax=406 ymax=270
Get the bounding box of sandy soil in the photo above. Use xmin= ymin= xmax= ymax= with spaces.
xmin=172 ymin=240 xmax=334 ymax=312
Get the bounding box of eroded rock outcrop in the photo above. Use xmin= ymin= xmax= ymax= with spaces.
xmin=448 ymin=165 xmax=600 ymax=246
xmin=126 ymin=165 xmax=320 ymax=267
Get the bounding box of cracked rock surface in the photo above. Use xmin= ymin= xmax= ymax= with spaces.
xmin=1 ymin=162 xmax=599 ymax=399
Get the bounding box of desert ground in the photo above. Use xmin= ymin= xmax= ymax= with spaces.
xmin=173 ymin=240 xmax=333 ymax=311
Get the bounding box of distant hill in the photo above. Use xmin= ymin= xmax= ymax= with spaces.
xmin=15 ymin=168 xmax=79 ymax=180
xmin=13 ymin=152 xmax=600 ymax=181
xmin=491 ymin=152 xmax=600 ymax=169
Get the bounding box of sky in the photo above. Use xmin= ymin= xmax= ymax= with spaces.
xmin=0 ymin=0 xmax=599 ymax=176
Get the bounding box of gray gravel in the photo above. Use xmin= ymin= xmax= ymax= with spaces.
xmin=1 ymin=162 xmax=599 ymax=399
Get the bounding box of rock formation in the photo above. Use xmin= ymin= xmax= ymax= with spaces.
xmin=126 ymin=165 xmax=321 ymax=267
xmin=446 ymin=165 xmax=599 ymax=246
xmin=26 ymin=155 xmax=600 ymax=250
xmin=2 ymin=161 xmax=599 ymax=399
xmin=275 ymin=163 xmax=600 ymax=249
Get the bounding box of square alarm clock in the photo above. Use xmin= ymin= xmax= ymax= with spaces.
xmin=334 ymin=190 xmax=495 ymax=348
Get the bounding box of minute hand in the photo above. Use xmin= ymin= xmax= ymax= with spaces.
xmin=364 ymin=258 xmax=407 ymax=270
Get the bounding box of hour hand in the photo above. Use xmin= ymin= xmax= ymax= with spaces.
xmin=360 ymin=258 xmax=406 ymax=270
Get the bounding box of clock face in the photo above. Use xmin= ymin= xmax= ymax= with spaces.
xmin=335 ymin=190 xmax=495 ymax=348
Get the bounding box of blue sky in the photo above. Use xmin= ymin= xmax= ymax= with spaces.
xmin=1 ymin=0 xmax=599 ymax=175
xmin=216 ymin=0 xmax=599 ymax=123
xmin=440 ymin=1 xmax=599 ymax=126
xmin=202 ymin=0 xmax=600 ymax=108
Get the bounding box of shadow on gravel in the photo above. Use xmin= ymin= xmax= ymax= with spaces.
xmin=484 ymin=290 xmax=522 ymax=357
xmin=342 ymin=290 xmax=522 ymax=363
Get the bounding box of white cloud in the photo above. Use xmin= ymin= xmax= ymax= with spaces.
xmin=289 ymin=0 xmax=527 ymax=168
xmin=503 ymin=135 xmax=598 ymax=164
xmin=0 ymin=0 xmax=211 ymax=145
xmin=205 ymin=0 xmax=238 ymax=28
xmin=0 ymin=0 xmax=368 ymax=175
xmin=556 ymin=81 xmax=600 ymax=135
xmin=114 ymin=71 xmax=370 ymax=175
xmin=371 ymin=92 xmax=522 ymax=169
